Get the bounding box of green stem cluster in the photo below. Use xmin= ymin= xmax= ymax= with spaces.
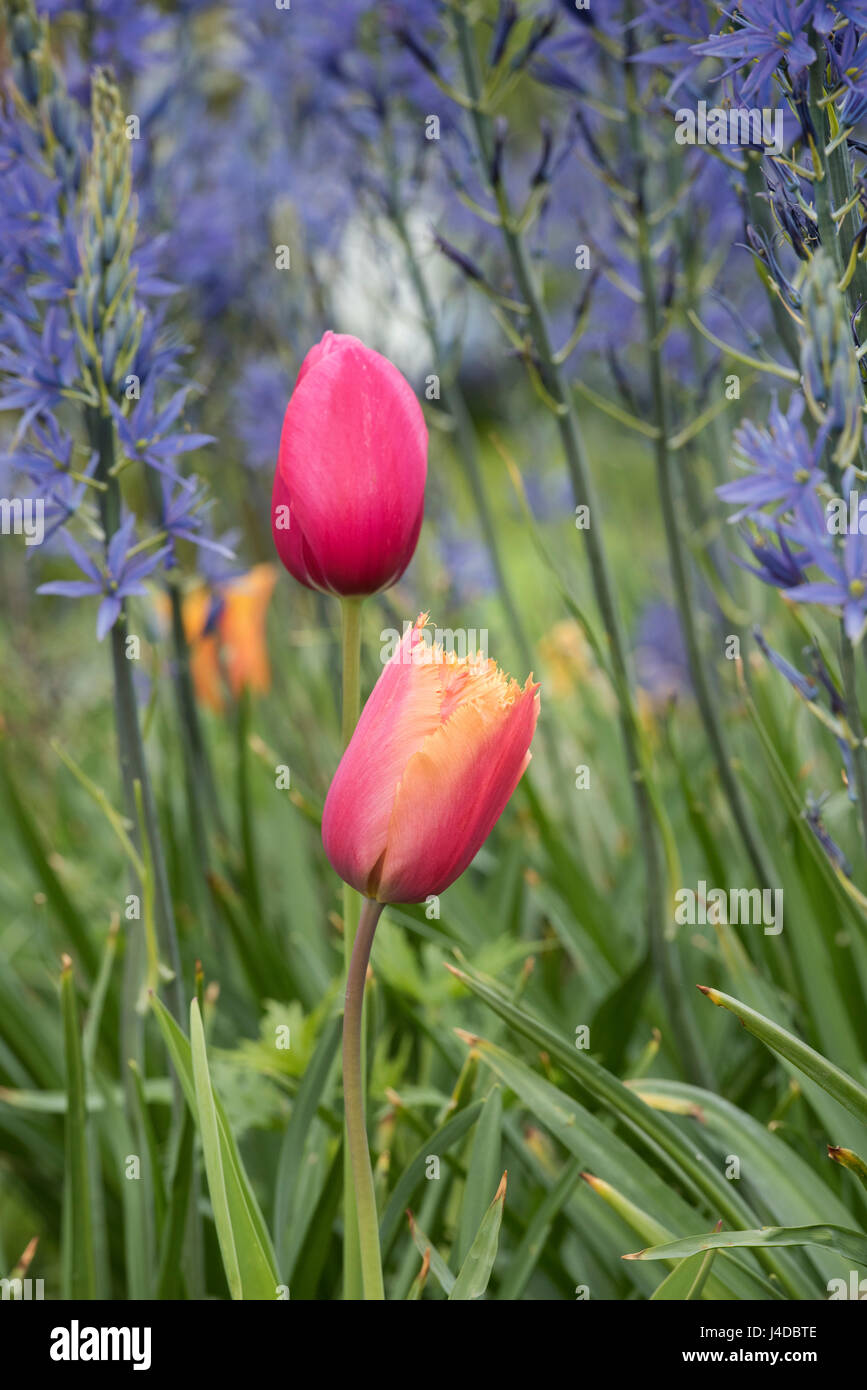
xmin=622 ymin=38 xmax=779 ymax=899
xmin=451 ymin=4 xmax=712 ymax=1084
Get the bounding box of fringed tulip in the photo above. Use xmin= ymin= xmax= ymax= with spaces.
xmin=271 ymin=331 xmax=427 ymax=597
xmin=323 ymin=615 xmax=540 ymax=903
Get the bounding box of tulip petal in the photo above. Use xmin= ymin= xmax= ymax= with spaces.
xmin=322 ymin=621 xmax=445 ymax=893
xmin=375 ymin=680 xmax=540 ymax=902
xmin=270 ymin=462 xmax=330 ymax=592
xmin=277 ymin=334 xmax=427 ymax=596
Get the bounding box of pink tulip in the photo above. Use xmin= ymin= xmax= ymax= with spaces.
xmin=271 ymin=331 xmax=428 ymax=597
xmin=322 ymin=616 xmax=540 ymax=903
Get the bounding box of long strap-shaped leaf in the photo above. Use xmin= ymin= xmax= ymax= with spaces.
xmin=152 ymin=994 xmax=280 ymax=1299
xmin=697 ymin=986 xmax=867 ymax=1126
xmin=626 ymin=1224 xmax=867 ymax=1268
xmin=449 ymin=1174 xmax=507 ymax=1300
xmin=447 ymin=966 xmax=781 ymax=1234
xmin=190 ymin=1000 xmax=241 ymax=1299
xmin=650 ymin=1246 xmax=719 ymax=1300
xmin=379 ymin=1100 xmax=484 ymax=1254
xmin=61 ymin=957 xmax=96 ymax=1300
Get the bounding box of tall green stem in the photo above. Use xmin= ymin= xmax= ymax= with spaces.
xmin=342 ymin=896 xmax=385 ymax=1301
xmin=339 ymin=595 xmax=364 ymax=1299
xmin=808 ymin=65 xmax=867 ymax=868
xmin=88 ymin=408 xmax=184 ymax=1022
xmin=623 ymin=36 xmax=779 ymax=899
xmin=840 ymin=633 xmax=867 ymax=861
xmin=451 ymin=4 xmax=712 ymax=1085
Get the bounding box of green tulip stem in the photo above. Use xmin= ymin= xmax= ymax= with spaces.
xmin=342 ymin=896 xmax=386 ymax=1301
xmin=339 ymin=594 xmax=365 ymax=1299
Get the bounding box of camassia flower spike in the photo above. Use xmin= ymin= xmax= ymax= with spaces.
xmin=326 ymin=615 xmax=539 ymax=1300
xmin=271 ymin=331 xmax=428 ymax=598
xmin=322 ymin=615 xmax=541 ymax=903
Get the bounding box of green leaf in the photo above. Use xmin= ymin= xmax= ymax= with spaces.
xmin=627 ymin=1224 xmax=867 ymax=1268
xmin=60 ymin=957 xmax=95 ymax=1300
xmin=273 ymin=1012 xmax=341 ymax=1277
xmin=156 ymin=1109 xmax=194 ymax=1299
xmin=128 ymin=1059 xmax=166 ymax=1236
xmin=588 ymin=950 xmax=652 ymax=1076
xmin=0 ymin=751 xmax=98 ymax=979
xmin=379 ymin=1100 xmax=484 ymax=1255
xmin=650 ymin=1246 xmax=719 ymax=1301
xmin=631 ymin=1078 xmax=857 ymax=1289
xmin=698 ymin=986 xmax=867 ymax=1127
xmin=828 ymin=1145 xmax=867 ymax=1194
xmin=406 ymin=1249 xmax=431 ymax=1300
xmin=582 ymin=1173 xmax=756 ymax=1301
xmin=287 ymin=1139 xmax=342 ymax=1300
xmin=151 ymin=994 xmax=280 ymax=1299
xmin=456 ymin=1026 xmax=795 ymax=1298
xmin=447 ymin=966 xmax=778 ymax=1241
xmin=448 ymin=1172 xmax=507 ymax=1299
xmin=407 ymin=1213 xmax=454 ymax=1296
xmin=456 ymin=1083 xmax=502 ymax=1265
xmin=190 ymin=999 xmax=241 ymax=1299
xmin=498 ymin=1160 xmax=582 ymax=1300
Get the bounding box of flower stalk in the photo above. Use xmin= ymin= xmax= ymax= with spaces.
xmin=342 ymin=896 xmax=385 ymax=1301
xmin=339 ymin=594 xmax=364 ymax=1300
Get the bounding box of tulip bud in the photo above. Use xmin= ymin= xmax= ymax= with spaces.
xmin=322 ymin=616 xmax=540 ymax=903
xmin=271 ymin=332 xmax=427 ymax=597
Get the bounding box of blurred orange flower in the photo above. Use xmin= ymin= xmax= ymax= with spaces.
xmin=176 ymin=563 xmax=277 ymax=711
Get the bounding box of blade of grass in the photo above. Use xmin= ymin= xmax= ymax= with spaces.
xmin=273 ymin=1012 xmax=341 ymax=1277
xmin=448 ymin=1173 xmax=507 ymax=1300
xmin=152 ymin=993 xmax=280 ymax=1298
xmin=650 ymin=1245 xmax=719 ymax=1300
xmin=498 ymin=1159 xmax=583 ymax=1300
xmin=60 ymin=955 xmax=95 ymax=1299
xmin=697 ymin=985 xmax=867 ymax=1127
xmin=626 ymin=1224 xmax=867 ymax=1268
xmin=379 ymin=1100 xmax=484 ymax=1256
xmin=455 ymin=1024 xmax=804 ymax=1297
xmin=156 ymin=1109 xmax=195 ymax=1299
xmin=190 ymin=998 xmax=241 ymax=1299
xmin=407 ymin=1212 xmax=455 ymax=1296
xmin=455 ymin=1083 xmax=502 ymax=1266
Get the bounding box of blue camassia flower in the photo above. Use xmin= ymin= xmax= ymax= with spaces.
xmin=695 ymin=1 xmax=817 ymax=98
xmin=5 ymin=413 xmax=97 ymax=542
xmin=37 ymin=513 xmax=170 ymax=639
xmin=158 ymin=476 xmax=235 ymax=567
xmin=0 ymin=307 xmax=79 ymax=439
xmin=632 ymin=1 xmax=715 ymax=97
xmin=787 ymin=524 xmax=867 ymax=641
xmin=736 ymin=517 xmax=810 ymax=587
xmin=826 ymin=22 xmax=867 ymax=123
xmin=717 ymin=394 xmax=821 ymax=521
xmin=111 ymin=380 xmax=215 ymax=482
